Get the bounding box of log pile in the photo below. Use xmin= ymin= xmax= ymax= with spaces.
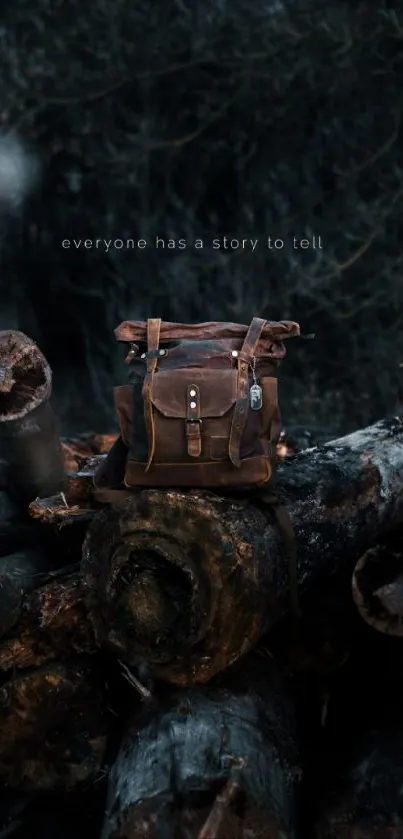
xmin=1 ymin=331 xmax=403 ymax=837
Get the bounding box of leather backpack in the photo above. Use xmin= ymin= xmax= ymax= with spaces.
xmin=94 ymin=317 xmax=300 ymax=490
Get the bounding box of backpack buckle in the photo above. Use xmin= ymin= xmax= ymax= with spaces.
xmin=185 ymin=419 xmax=202 ymax=457
xmin=186 ymin=384 xmax=202 ymax=457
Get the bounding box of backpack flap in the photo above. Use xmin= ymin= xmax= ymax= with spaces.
xmin=147 ymin=368 xmax=237 ymax=462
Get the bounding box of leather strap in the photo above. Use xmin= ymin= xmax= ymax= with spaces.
xmin=186 ymin=384 xmax=202 ymax=457
xmin=124 ymin=342 xmax=139 ymax=363
xmin=257 ymin=491 xmax=301 ymax=616
xmin=229 ymin=317 xmax=267 ymax=467
xmin=142 ymin=318 xmax=161 ymax=472
xmin=93 ymin=488 xmax=134 ymax=504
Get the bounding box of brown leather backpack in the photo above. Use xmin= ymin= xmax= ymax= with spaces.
xmin=94 ymin=317 xmax=300 ymax=491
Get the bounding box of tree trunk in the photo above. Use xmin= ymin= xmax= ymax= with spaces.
xmin=0 ymin=330 xmax=65 ymax=501
xmin=101 ymin=652 xmax=300 ymax=839
xmin=80 ymin=416 xmax=403 ymax=684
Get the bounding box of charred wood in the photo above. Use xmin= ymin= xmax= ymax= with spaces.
xmin=0 ymin=660 xmax=107 ymax=792
xmin=101 ymin=652 xmax=300 ymax=839
xmin=78 ymin=417 xmax=403 ymax=684
xmin=0 ymin=570 xmax=95 ymax=672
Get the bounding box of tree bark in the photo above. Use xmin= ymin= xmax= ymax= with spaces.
xmin=0 ymin=330 xmax=65 ymax=501
xmin=80 ymin=416 xmax=403 ymax=684
xmin=101 ymin=652 xmax=300 ymax=839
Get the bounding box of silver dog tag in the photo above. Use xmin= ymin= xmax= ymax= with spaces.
xmin=250 ymin=383 xmax=263 ymax=410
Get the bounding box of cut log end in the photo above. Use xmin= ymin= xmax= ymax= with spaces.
xmin=0 ymin=330 xmax=51 ymax=422
xmin=83 ymin=492 xmax=218 ymax=681
xmin=82 ymin=489 xmax=272 ymax=684
xmin=106 ymin=533 xmax=208 ymax=657
xmin=0 ymin=661 xmax=107 ymax=791
xmin=352 ymin=541 xmax=403 ymax=636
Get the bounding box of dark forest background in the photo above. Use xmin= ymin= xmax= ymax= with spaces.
xmin=0 ymin=0 xmax=403 ymax=436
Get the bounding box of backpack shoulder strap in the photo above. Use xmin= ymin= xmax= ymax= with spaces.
xmin=256 ymin=491 xmax=301 ymax=617
xmin=143 ymin=318 xmax=162 ymax=472
xmin=93 ymin=487 xmax=134 ymax=505
xmin=229 ymin=317 xmax=267 ymax=467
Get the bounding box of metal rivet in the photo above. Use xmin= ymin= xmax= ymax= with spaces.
xmin=189 ymin=389 xmax=196 ymax=397
xmin=141 ymin=353 xmax=146 ymax=358
xmin=190 ymin=401 xmax=197 ymax=409
xmin=232 ymin=350 xmax=238 ymax=357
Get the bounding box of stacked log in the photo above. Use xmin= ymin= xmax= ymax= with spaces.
xmin=2 ymin=331 xmax=403 ymax=837
xmin=0 ymin=334 xmax=107 ymax=822
xmin=101 ymin=651 xmax=300 ymax=839
xmin=78 ymin=416 xmax=403 ymax=684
